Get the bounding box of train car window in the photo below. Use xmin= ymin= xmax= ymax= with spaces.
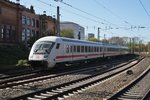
xmin=90 ymin=47 xmax=92 ymax=52
xmin=88 ymin=46 xmax=90 ymax=52
xmin=66 ymin=45 xmax=69 ymax=53
xmin=56 ymin=43 xmax=60 ymax=49
xmin=96 ymin=47 xmax=98 ymax=52
xmin=81 ymin=46 xmax=84 ymax=52
xmin=85 ymin=46 xmax=87 ymax=52
xmin=97 ymin=47 xmax=99 ymax=52
xmin=95 ymin=47 xmax=97 ymax=52
xmin=108 ymin=48 xmax=110 ymax=51
xmin=74 ymin=45 xmax=76 ymax=52
xmin=70 ymin=46 xmax=73 ymax=53
xmin=99 ymin=47 xmax=101 ymax=52
xmin=93 ymin=47 xmax=94 ymax=52
xmin=77 ymin=46 xmax=80 ymax=52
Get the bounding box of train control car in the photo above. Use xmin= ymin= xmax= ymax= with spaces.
xmin=28 ymin=36 xmax=129 ymax=69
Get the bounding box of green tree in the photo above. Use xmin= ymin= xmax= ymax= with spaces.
xmin=60 ymin=29 xmax=74 ymax=38
xmin=147 ymin=42 xmax=150 ymax=53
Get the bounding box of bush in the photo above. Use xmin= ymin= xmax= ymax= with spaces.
xmin=0 ymin=46 xmax=29 ymax=66
xmin=16 ymin=59 xmax=30 ymax=67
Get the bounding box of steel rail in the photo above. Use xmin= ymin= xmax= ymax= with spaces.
xmin=10 ymin=58 xmax=143 ymax=100
xmin=107 ymin=64 xmax=150 ymax=100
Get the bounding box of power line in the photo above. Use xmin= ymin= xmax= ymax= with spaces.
xmin=55 ymin=0 xmax=118 ymax=26
xmin=37 ymin=0 xmax=110 ymax=26
xmin=93 ymin=0 xmax=132 ymax=26
xmin=139 ymin=0 xmax=150 ymax=18
xmin=60 ymin=7 xmax=107 ymax=25
xmin=37 ymin=0 xmax=148 ymax=41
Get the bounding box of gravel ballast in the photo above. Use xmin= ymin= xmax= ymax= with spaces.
xmin=0 ymin=57 xmax=149 ymax=100
xmin=65 ymin=57 xmax=150 ymax=100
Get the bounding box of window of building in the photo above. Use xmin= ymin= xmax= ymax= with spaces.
xmin=36 ymin=31 xmax=39 ymax=39
xmin=0 ymin=25 xmax=3 ymax=39
xmin=32 ymin=18 xmax=35 ymax=27
xmin=1 ymin=28 xmax=4 ymax=39
xmin=27 ymin=16 xmax=31 ymax=26
xmin=22 ymin=28 xmax=26 ymax=41
xmin=6 ymin=29 xmax=10 ymax=40
xmin=0 ymin=7 xmax=2 ymax=14
xmin=22 ymin=16 xmax=26 ymax=25
xmin=32 ymin=30 xmax=35 ymax=37
xmin=27 ymin=28 xmax=30 ymax=40
xmin=36 ymin=20 xmax=39 ymax=28
xmin=12 ymin=29 xmax=16 ymax=40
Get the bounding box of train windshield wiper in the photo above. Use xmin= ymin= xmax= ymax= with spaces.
xmin=45 ymin=49 xmax=50 ymax=54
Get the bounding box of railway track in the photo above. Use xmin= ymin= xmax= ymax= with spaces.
xmin=142 ymin=89 xmax=150 ymax=100
xmin=0 ymin=69 xmax=41 ymax=80
xmin=107 ymin=65 xmax=150 ymax=100
xmin=10 ymin=58 xmax=143 ymax=100
xmin=0 ymin=56 xmax=133 ymax=80
xmin=0 ymin=58 xmax=137 ymax=89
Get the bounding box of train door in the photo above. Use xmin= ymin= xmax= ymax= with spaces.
xmin=65 ymin=44 xmax=72 ymax=62
xmin=70 ymin=45 xmax=74 ymax=62
xmin=102 ymin=44 xmax=105 ymax=58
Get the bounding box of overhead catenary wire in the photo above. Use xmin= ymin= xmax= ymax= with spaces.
xmin=93 ymin=0 xmax=133 ymax=26
xmin=27 ymin=0 xmax=149 ymax=42
xmin=139 ymin=0 xmax=150 ymax=19
xmin=56 ymin=0 xmax=119 ymax=26
xmin=37 ymin=0 xmax=145 ymax=31
xmin=38 ymin=0 xmax=110 ymax=26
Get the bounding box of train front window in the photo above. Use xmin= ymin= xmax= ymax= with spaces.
xmin=34 ymin=41 xmax=54 ymax=54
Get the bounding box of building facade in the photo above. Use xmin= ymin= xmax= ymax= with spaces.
xmin=60 ymin=22 xmax=85 ymax=40
xmin=39 ymin=14 xmax=56 ymax=37
xmin=21 ymin=6 xmax=40 ymax=45
xmin=0 ymin=0 xmax=18 ymax=45
xmin=0 ymin=0 xmax=57 ymax=46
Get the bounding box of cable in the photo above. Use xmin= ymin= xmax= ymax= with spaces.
xmin=139 ymin=0 xmax=150 ymax=18
xmin=93 ymin=0 xmax=132 ymax=26
xmin=57 ymin=0 xmax=118 ymax=26
xmin=38 ymin=0 xmax=110 ymax=25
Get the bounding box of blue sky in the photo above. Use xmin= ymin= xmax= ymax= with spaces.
xmin=10 ymin=0 xmax=150 ymax=42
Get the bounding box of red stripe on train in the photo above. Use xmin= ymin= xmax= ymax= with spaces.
xmin=56 ymin=53 xmax=103 ymax=59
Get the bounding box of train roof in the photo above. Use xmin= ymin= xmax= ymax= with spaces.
xmin=36 ymin=36 xmax=128 ymax=49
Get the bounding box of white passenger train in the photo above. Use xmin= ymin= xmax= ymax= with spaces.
xmin=28 ymin=36 xmax=129 ymax=69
